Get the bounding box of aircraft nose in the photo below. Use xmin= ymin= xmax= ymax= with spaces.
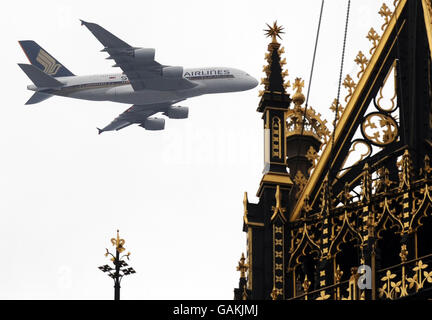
xmin=248 ymin=76 xmax=258 ymax=89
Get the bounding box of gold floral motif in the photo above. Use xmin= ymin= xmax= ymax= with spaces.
xmin=343 ymin=74 xmax=356 ymax=103
xmin=306 ymin=146 xmax=319 ymax=175
xmin=367 ymin=28 xmax=381 ymax=55
xmin=294 ymin=171 xmax=308 ymax=199
xmin=406 ymin=261 xmax=432 ymax=291
xmin=315 ymin=290 xmax=331 ymax=300
xmin=379 ymin=3 xmax=393 ymax=31
xmin=111 ymin=230 xmax=126 ymax=253
xmin=354 ymin=51 xmax=369 ymax=79
xmin=379 ymin=270 xmax=401 ymax=299
xmin=285 ymin=103 xmax=330 ymax=145
xmin=330 ymin=98 xmax=344 ymax=125
xmin=378 ymin=259 xmax=432 ymax=300
xmin=361 ymin=113 xmax=398 ymax=145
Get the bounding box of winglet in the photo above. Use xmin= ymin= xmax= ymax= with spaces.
xmin=97 ymin=127 xmax=104 ymax=135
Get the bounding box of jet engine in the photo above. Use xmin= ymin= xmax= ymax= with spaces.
xmin=133 ymin=48 xmax=155 ymax=62
xmin=163 ymin=106 xmax=189 ymax=119
xmin=139 ymin=117 xmax=165 ymax=130
xmin=162 ymin=66 xmax=184 ymax=78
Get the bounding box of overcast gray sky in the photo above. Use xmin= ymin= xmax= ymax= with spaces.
xmin=1 ymin=0 xmax=384 ymax=299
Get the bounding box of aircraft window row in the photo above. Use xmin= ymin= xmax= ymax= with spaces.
xmin=185 ymin=75 xmax=235 ymax=80
xmin=69 ymin=81 xmax=129 ymax=89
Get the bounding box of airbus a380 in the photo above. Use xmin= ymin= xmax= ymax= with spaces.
xmin=18 ymin=20 xmax=258 ymax=134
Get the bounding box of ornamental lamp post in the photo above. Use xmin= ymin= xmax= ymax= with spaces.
xmin=98 ymin=230 xmax=136 ymax=300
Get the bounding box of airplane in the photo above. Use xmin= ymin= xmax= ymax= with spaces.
xmin=18 ymin=20 xmax=258 ymax=134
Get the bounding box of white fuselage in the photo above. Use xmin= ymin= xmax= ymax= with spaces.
xmin=30 ymin=67 xmax=258 ymax=106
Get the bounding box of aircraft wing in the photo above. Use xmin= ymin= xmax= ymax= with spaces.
xmin=80 ymin=20 xmax=197 ymax=91
xmin=98 ymin=103 xmax=169 ymax=134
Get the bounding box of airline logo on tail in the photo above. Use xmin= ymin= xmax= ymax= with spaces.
xmin=36 ymin=49 xmax=61 ymax=75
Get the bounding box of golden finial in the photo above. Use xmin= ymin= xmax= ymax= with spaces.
xmin=379 ymin=3 xmax=393 ymax=31
xmin=354 ymin=51 xmax=369 ymax=79
xmin=293 ymin=77 xmax=304 ymax=92
xmin=292 ymin=77 xmax=305 ymax=106
xmin=335 ymin=265 xmax=344 ymax=283
xmin=398 ymin=149 xmax=413 ymax=190
xmin=302 ymin=275 xmax=311 ymax=292
xmin=264 ymin=21 xmax=285 ymax=44
xmin=343 ymin=74 xmax=356 ymax=102
xmin=111 ymin=229 xmax=126 ymax=253
xmin=237 ymin=253 xmax=249 ymax=278
xmin=399 ymin=244 xmax=408 ymax=263
xmin=366 ymin=28 xmax=381 ymax=55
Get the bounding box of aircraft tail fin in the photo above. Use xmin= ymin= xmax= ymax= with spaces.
xmin=18 ymin=40 xmax=75 ymax=77
xmin=25 ymin=92 xmax=53 ymax=105
xmin=18 ymin=63 xmax=64 ymax=89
